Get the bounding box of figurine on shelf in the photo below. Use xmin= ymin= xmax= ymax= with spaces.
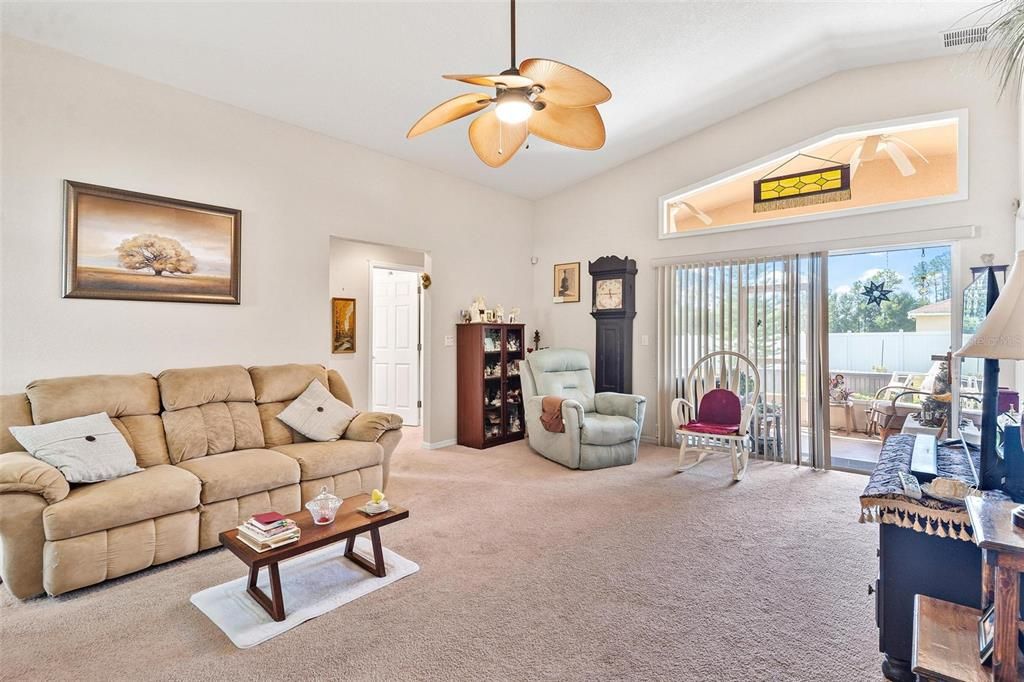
xmin=533 ymin=329 xmax=541 ymax=349
xmin=507 ymin=387 xmax=521 ymax=403
xmin=495 ymin=304 xmax=504 ymax=323
xmin=509 ymin=307 xmax=520 ymax=324
xmin=507 ymin=336 xmax=520 ymax=352
xmin=506 ymin=360 xmax=519 ymax=376
xmin=508 ymin=411 xmax=522 ymax=433
xmin=484 ymin=361 xmax=500 ymax=378
xmin=471 ymin=296 xmax=486 ymax=323
xmin=459 ymin=309 xmax=472 ymax=324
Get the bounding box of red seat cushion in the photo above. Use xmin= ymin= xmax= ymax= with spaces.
xmin=681 ymin=420 xmax=740 ymax=436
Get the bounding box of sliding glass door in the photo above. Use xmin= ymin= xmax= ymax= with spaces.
xmin=657 ymin=254 xmax=830 ymax=467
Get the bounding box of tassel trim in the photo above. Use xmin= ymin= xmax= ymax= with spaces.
xmin=859 ymin=496 xmax=974 ymax=543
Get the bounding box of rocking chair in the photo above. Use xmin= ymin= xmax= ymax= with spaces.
xmin=671 ymin=351 xmax=761 ymax=481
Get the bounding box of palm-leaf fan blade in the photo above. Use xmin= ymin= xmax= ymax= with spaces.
xmin=528 ymin=103 xmax=605 ymax=150
xmin=407 ymin=93 xmax=492 ymax=139
xmin=519 ymin=58 xmax=611 ymax=107
xmin=443 ymin=73 xmax=534 ymax=89
xmin=468 ymin=111 xmax=529 ymax=167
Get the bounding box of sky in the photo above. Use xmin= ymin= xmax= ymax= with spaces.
xmin=828 ymin=245 xmax=950 ymax=296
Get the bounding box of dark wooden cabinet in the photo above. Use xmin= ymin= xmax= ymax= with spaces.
xmin=456 ymin=324 xmax=525 ymax=449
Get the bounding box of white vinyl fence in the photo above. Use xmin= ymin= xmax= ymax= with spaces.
xmin=828 ymin=331 xmax=951 ymax=375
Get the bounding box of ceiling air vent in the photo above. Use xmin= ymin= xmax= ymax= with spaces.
xmin=943 ymin=25 xmax=989 ymax=48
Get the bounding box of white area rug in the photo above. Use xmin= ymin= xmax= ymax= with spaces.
xmin=190 ymin=537 xmax=419 ymax=648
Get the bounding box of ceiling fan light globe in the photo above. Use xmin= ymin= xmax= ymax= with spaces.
xmin=495 ymin=99 xmax=533 ymax=124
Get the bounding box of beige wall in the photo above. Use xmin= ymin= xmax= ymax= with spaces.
xmin=0 ymin=37 xmax=534 ymax=445
xmin=531 ymin=55 xmax=1018 ymax=442
xmin=912 ymin=315 xmax=951 ymax=333
xmin=328 ymin=238 xmax=425 ymax=411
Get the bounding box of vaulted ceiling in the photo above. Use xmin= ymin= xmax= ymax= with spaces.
xmin=1 ymin=1 xmax=992 ymax=198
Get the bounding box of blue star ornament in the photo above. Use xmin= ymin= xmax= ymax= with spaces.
xmin=861 ymin=280 xmax=893 ymax=307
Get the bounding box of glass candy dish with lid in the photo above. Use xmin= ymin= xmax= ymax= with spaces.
xmin=305 ymin=486 xmax=342 ymax=525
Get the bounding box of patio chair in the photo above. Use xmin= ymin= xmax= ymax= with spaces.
xmin=864 ymin=362 xmax=944 ymax=438
xmin=672 ymin=350 xmax=761 ymax=482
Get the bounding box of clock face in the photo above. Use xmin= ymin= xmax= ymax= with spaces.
xmin=596 ymin=278 xmax=623 ymax=310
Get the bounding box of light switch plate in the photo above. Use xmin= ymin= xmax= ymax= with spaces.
xmin=444 ymin=335 xmax=455 ymax=347
xmin=640 ymin=334 xmax=650 ymax=346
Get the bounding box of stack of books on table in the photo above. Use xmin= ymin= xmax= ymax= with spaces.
xmin=236 ymin=511 xmax=300 ymax=552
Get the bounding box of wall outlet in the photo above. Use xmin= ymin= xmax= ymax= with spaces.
xmin=444 ymin=335 xmax=455 ymax=347
xmin=640 ymin=334 xmax=650 ymax=346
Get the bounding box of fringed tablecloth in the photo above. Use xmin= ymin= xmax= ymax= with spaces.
xmin=859 ymin=434 xmax=1010 ymax=542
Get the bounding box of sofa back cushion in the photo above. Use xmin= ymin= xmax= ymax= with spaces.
xmin=249 ymin=364 xmax=354 ymax=447
xmin=24 ymin=373 xmax=170 ymax=467
xmin=158 ymin=365 xmax=264 ymax=463
xmin=0 ymin=393 xmax=33 ymax=455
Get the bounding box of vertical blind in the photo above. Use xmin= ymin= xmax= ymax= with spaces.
xmin=656 ymin=253 xmax=830 ymax=468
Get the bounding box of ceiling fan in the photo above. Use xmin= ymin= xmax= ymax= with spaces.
xmin=848 ymin=133 xmax=929 ymax=178
xmin=671 ymin=200 xmax=713 ymax=229
xmin=406 ymin=0 xmax=611 ymax=168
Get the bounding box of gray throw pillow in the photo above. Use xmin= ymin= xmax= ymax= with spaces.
xmin=10 ymin=412 xmax=143 ymax=483
xmin=276 ymin=380 xmax=358 ymax=442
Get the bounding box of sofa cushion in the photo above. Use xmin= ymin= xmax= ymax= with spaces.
xmin=276 ymin=380 xmax=358 ymax=442
xmin=26 ymin=373 xmax=161 ymax=424
xmin=249 ymin=364 xmax=329 ymax=404
xmin=42 ymin=464 xmax=200 ymax=541
xmin=10 ymin=413 xmax=142 ymax=483
xmin=157 ymin=365 xmax=255 ymax=411
xmin=24 ymin=373 xmax=170 ymax=466
xmin=271 ymin=440 xmax=383 ymax=481
xmin=581 ymin=414 xmax=639 ymax=446
xmin=162 ymin=402 xmax=265 ymax=463
xmin=176 ymin=449 xmax=299 ymax=504
xmin=0 ymin=393 xmax=33 ymax=455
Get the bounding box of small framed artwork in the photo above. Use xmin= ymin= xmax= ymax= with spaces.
xmin=63 ymin=181 xmax=241 ymax=304
xmin=978 ymin=603 xmax=995 ymax=665
xmin=484 ymin=310 xmax=496 ymax=323
xmin=332 ymin=297 xmax=356 ymax=353
xmin=553 ymin=262 xmax=580 ymax=303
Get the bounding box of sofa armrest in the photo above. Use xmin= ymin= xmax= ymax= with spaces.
xmin=0 ymin=452 xmax=69 ymax=505
xmin=595 ymin=392 xmax=647 ymax=425
xmin=525 ymin=396 xmax=584 ymax=431
xmin=344 ymin=412 xmax=403 ymax=443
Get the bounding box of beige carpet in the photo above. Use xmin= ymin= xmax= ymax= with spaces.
xmin=0 ymin=432 xmax=881 ymax=681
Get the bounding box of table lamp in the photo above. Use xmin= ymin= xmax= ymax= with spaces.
xmin=956 ymin=250 xmax=1024 ymax=523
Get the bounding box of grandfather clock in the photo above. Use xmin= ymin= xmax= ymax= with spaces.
xmin=589 ymin=256 xmax=637 ymax=393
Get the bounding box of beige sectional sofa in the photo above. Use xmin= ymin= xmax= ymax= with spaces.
xmin=0 ymin=363 xmax=402 ymax=599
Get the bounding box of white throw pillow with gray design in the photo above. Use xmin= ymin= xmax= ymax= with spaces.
xmin=276 ymin=379 xmax=358 ymax=442
xmin=10 ymin=412 xmax=143 ymax=483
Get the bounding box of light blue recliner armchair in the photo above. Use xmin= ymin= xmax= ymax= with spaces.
xmin=520 ymin=348 xmax=646 ymax=470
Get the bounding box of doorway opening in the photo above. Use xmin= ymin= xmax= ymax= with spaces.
xmin=825 ymin=244 xmax=954 ymax=473
xmin=328 ymin=237 xmax=428 ymax=444
xmin=369 ymin=265 xmax=422 ymax=427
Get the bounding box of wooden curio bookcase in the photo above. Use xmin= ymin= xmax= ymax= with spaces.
xmin=456 ymin=323 xmax=525 ymax=449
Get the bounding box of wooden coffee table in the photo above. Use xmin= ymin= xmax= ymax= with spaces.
xmin=219 ymin=493 xmax=409 ymax=622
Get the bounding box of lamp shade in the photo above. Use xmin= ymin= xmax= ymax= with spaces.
xmin=956 ymin=250 xmax=1024 ymax=360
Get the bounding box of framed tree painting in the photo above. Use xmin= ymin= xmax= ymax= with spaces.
xmin=332 ymin=297 xmax=356 ymax=353
xmin=63 ymin=181 xmax=241 ymax=304
xmin=553 ymin=261 xmax=580 ymax=303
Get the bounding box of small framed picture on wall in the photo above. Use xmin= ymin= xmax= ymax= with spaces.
xmin=553 ymin=262 xmax=580 ymax=303
xmin=332 ymin=297 xmax=356 ymax=353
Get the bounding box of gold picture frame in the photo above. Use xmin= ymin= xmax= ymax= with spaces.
xmin=332 ymin=297 xmax=356 ymax=354
xmin=63 ymin=180 xmax=241 ymax=304
xmin=553 ymin=261 xmax=580 ymax=303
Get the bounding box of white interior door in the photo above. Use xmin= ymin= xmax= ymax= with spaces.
xmin=371 ymin=268 xmax=420 ymax=426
